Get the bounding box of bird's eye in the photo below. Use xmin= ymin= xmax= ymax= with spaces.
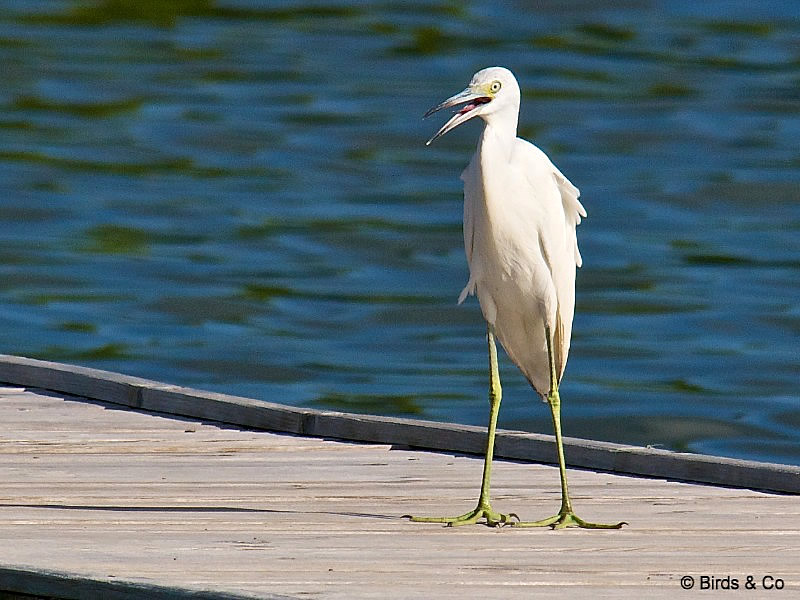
xmin=490 ymin=80 xmax=501 ymax=93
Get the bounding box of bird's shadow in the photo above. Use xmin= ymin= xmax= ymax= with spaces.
xmin=0 ymin=502 xmax=400 ymax=520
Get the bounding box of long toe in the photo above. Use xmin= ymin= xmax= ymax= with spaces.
xmin=407 ymin=506 xmax=519 ymax=528
xmin=513 ymin=511 xmax=626 ymax=529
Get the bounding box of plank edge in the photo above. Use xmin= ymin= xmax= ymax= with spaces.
xmin=1 ymin=353 xmax=798 ymax=494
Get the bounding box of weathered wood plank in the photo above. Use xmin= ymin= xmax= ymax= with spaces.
xmin=1 ymin=354 xmax=798 ymax=493
xmin=1 ymin=388 xmax=799 ymax=600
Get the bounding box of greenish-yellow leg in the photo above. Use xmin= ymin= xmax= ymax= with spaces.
xmin=513 ymin=326 xmax=627 ymax=530
xmin=407 ymin=325 xmax=518 ymax=527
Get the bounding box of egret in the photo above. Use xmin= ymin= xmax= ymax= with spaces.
xmin=409 ymin=67 xmax=625 ymax=529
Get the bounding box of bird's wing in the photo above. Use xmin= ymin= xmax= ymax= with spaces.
xmin=514 ymin=139 xmax=586 ymax=383
xmin=551 ymin=164 xmax=587 ymax=268
xmin=552 ymin=164 xmax=585 ymax=381
xmin=458 ymin=153 xmax=480 ymax=304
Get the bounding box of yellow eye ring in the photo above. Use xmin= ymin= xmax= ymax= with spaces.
xmin=490 ymin=80 xmax=501 ymax=93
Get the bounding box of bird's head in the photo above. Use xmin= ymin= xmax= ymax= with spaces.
xmin=424 ymin=66 xmax=520 ymax=145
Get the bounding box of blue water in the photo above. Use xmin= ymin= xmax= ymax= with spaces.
xmin=1 ymin=1 xmax=798 ymax=465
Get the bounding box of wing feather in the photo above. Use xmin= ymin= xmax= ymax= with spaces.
xmin=458 ymin=154 xmax=480 ymax=304
xmin=513 ymin=140 xmax=586 ymax=384
xmin=551 ymin=165 xmax=586 ymax=267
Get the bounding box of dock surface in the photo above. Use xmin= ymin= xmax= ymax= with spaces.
xmin=2 ymin=383 xmax=800 ymax=599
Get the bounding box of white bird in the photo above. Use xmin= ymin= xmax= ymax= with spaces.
xmin=409 ymin=67 xmax=625 ymax=529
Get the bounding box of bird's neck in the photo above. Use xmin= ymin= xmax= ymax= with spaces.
xmin=475 ymin=112 xmax=520 ymax=230
xmin=478 ymin=112 xmax=518 ymax=162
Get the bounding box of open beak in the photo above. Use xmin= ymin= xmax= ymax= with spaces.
xmin=424 ymin=88 xmax=492 ymax=145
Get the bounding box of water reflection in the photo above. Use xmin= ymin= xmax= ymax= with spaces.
xmin=0 ymin=0 xmax=798 ymax=465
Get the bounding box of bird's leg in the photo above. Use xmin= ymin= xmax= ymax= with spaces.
xmin=513 ymin=325 xmax=626 ymax=530
xmin=407 ymin=325 xmax=518 ymax=527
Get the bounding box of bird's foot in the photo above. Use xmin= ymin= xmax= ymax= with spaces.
xmin=512 ymin=509 xmax=626 ymax=530
xmin=405 ymin=504 xmax=518 ymax=528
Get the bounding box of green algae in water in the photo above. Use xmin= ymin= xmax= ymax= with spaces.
xmin=84 ymin=225 xmax=151 ymax=255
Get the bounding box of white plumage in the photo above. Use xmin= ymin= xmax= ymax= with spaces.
xmin=411 ymin=66 xmax=624 ymax=529
xmin=442 ymin=67 xmax=586 ymax=398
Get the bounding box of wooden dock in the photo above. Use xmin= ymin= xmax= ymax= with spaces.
xmin=1 ymin=356 xmax=799 ymax=599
